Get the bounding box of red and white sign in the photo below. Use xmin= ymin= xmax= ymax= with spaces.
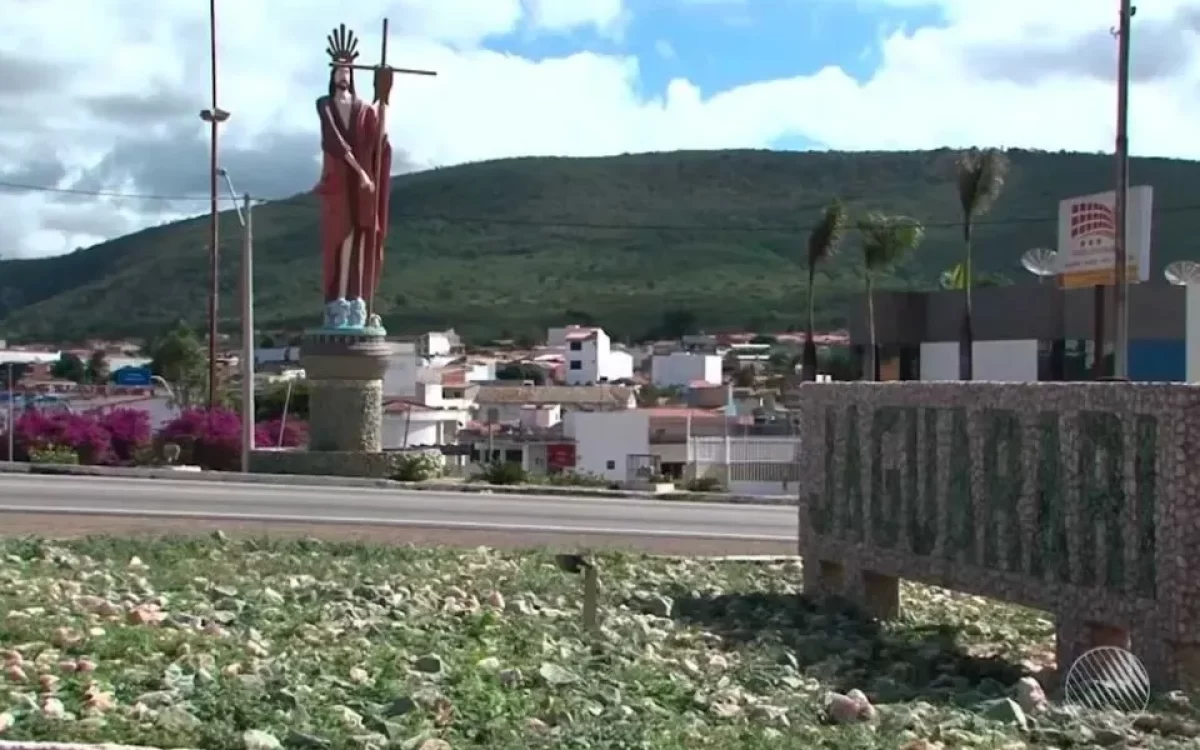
xmin=546 ymin=443 xmax=576 ymax=470
xmin=1057 ymin=186 xmax=1153 ymax=289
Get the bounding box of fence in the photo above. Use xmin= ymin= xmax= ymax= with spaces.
xmin=688 ymin=435 xmax=801 ymax=484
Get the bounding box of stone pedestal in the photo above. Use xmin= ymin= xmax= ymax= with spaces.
xmin=300 ymin=329 xmax=390 ymax=452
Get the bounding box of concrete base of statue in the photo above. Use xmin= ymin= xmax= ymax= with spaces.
xmin=300 ymin=326 xmax=390 ymax=453
xmin=247 ymin=322 xmax=397 ymax=480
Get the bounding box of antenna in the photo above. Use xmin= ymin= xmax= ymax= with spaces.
xmin=1164 ymin=260 xmax=1200 ymax=285
xmin=1021 ymin=247 xmax=1058 ymax=284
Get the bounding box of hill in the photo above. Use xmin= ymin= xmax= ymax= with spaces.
xmin=3 ymin=148 xmax=1199 ymax=343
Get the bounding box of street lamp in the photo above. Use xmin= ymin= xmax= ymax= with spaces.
xmin=200 ymin=0 xmax=229 ymax=412
xmin=216 ymin=168 xmax=256 ymax=471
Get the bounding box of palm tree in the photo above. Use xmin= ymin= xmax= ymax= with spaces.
xmin=803 ymin=199 xmax=848 ymax=381
xmin=955 ymin=148 xmax=1009 ymax=380
xmin=858 ymin=212 xmax=926 ymax=380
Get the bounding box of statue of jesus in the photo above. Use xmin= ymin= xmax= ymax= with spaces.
xmin=314 ymin=25 xmax=394 ymax=330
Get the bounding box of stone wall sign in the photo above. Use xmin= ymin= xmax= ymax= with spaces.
xmin=796 ymin=382 xmax=1200 ymax=690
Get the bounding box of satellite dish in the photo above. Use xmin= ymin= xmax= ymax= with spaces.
xmin=1164 ymin=260 xmax=1200 ymax=285
xmin=1021 ymin=247 xmax=1058 ymax=279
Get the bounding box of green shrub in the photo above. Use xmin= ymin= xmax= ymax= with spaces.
xmin=393 ymin=452 xmax=442 ymax=482
xmin=29 ymin=444 xmax=80 ymax=465
xmin=546 ymin=470 xmax=610 ymax=488
xmin=476 ymin=461 xmax=527 ymax=485
xmin=684 ymin=476 xmax=726 ymax=493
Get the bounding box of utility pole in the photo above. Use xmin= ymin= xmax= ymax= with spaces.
xmin=1112 ymin=0 xmax=1134 ymax=379
xmin=200 ymin=0 xmax=230 ymax=409
xmin=240 ymin=194 xmax=255 ymax=472
xmin=4 ymin=365 xmax=13 ymax=463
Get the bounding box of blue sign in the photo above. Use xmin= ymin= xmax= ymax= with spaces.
xmin=113 ymin=366 xmax=152 ymax=386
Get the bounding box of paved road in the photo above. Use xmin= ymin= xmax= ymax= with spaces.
xmin=0 ymin=474 xmax=797 ymax=543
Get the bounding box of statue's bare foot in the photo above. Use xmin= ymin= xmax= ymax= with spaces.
xmin=348 ymin=298 xmax=368 ymax=328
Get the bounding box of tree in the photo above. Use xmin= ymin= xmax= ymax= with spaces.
xmin=650 ymin=309 xmax=698 ymax=341
xmin=732 ymin=366 xmax=756 ymax=388
xmin=955 ymin=148 xmax=1009 ymax=380
xmin=858 ymin=213 xmax=925 ymax=381
xmin=0 ymin=362 xmax=29 ymax=386
xmin=803 ymin=198 xmax=848 ymax=381
xmin=86 ymin=350 xmax=110 ymax=384
xmin=147 ymin=322 xmax=207 ymax=408
xmin=51 ymin=352 xmax=86 ymax=383
xmin=254 ymin=379 xmax=309 ymax=421
xmin=496 ymin=362 xmax=546 ymax=385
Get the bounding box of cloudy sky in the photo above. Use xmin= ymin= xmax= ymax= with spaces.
xmin=1 ymin=0 xmax=1198 ymax=259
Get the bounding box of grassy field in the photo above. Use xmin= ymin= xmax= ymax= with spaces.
xmin=0 ymin=535 xmax=1196 ymax=749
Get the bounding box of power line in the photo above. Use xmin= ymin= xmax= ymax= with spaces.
xmin=3 ymin=176 xmax=1200 ymax=232
xmin=0 ymin=179 xmax=245 ymax=203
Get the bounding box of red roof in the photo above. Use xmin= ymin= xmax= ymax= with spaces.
xmin=382 ymin=398 xmax=435 ymax=414
xmin=637 ymin=407 xmax=724 ymax=419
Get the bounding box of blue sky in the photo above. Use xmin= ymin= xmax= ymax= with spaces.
xmin=489 ymin=0 xmax=946 ymax=136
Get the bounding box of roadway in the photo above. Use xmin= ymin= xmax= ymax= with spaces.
xmin=0 ymin=474 xmax=798 ymax=552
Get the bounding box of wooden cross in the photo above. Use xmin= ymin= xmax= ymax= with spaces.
xmin=328 ymin=19 xmax=437 ymax=317
xmin=328 ymin=19 xmax=439 ymax=96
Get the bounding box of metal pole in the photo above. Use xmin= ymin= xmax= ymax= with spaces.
xmin=1112 ymin=0 xmax=1133 ymax=378
xmin=5 ymin=365 xmax=13 ymax=462
xmin=278 ymin=379 xmax=293 ymax=448
xmin=240 ymin=194 xmax=254 ymax=472
xmin=206 ymin=0 xmax=221 ymax=410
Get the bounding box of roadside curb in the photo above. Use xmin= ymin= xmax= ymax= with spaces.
xmin=0 ymin=462 xmax=797 ymax=507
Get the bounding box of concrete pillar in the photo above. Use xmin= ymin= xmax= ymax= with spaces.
xmin=300 ymin=330 xmax=390 ymax=452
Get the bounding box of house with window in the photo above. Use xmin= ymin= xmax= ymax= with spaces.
xmin=549 ymin=326 xmax=634 ymax=384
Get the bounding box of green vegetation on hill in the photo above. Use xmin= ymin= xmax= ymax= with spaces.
xmin=3 ymin=148 xmax=1199 ymax=343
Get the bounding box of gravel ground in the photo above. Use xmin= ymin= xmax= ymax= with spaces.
xmin=0 ymin=512 xmax=797 ymax=557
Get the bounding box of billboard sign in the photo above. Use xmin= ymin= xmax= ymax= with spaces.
xmin=113 ymin=366 xmax=153 ymax=386
xmin=1057 ymin=186 xmax=1152 ymax=289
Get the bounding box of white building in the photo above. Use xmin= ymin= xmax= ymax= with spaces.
xmin=381 ymin=382 xmax=469 ymax=449
xmin=563 ymin=410 xmax=651 ymax=482
xmin=918 ymin=341 xmax=1040 ymax=382
xmin=561 ymin=327 xmax=634 ymax=384
xmin=473 ymin=384 xmax=636 ymax=425
xmin=418 ymin=330 xmax=461 ymax=358
xmin=651 ymin=352 xmax=722 ymax=388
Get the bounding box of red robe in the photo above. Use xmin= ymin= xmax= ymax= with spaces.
xmin=314 ymin=95 xmax=393 ymax=304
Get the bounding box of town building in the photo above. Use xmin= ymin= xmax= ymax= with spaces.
xmin=849 ymin=283 xmax=1200 ymax=382
xmin=650 ymin=351 xmax=722 ymax=388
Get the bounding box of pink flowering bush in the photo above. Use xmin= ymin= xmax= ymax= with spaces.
xmin=158 ymin=408 xmax=307 ymax=470
xmin=158 ymin=408 xmax=247 ymax=471
xmin=1 ymin=406 xmax=310 ymax=469
xmin=95 ymin=408 xmax=152 ymax=464
xmin=257 ymin=417 xmax=308 ymax=449
xmin=7 ymin=410 xmax=114 ymax=465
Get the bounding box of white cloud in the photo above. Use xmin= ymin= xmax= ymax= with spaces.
xmin=2 ymin=0 xmax=1199 ymax=258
